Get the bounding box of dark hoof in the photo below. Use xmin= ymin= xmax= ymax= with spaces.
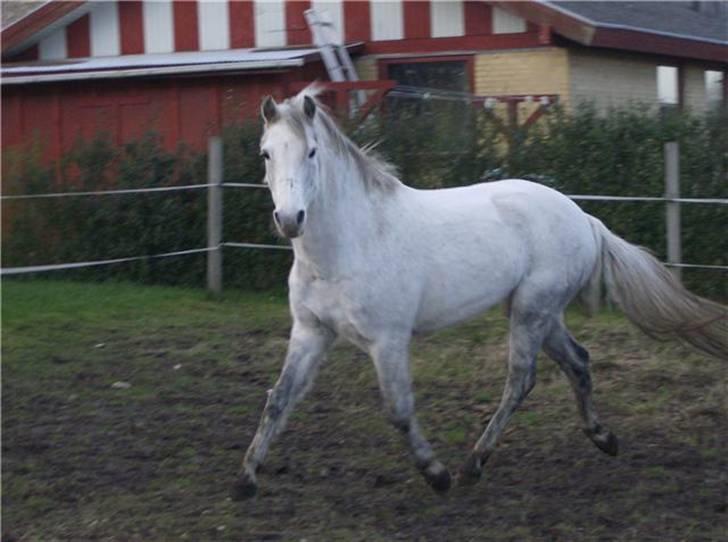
xmin=586 ymin=429 xmax=619 ymax=457
xmin=457 ymin=454 xmax=483 ymax=487
xmin=422 ymin=461 xmax=451 ymax=494
xmin=231 ymin=474 xmax=258 ymax=501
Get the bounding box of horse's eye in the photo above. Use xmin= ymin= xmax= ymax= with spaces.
xmin=308 ymin=148 xmax=316 ymax=159
xmin=261 ymin=150 xmax=270 ymax=160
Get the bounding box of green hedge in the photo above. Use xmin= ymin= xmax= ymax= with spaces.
xmin=2 ymin=104 xmax=726 ymax=298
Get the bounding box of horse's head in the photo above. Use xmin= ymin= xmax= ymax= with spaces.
xmin=259 ymin=93 xmax=320 ymax=239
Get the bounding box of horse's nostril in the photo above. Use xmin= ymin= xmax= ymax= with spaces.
xmin=296 ymin=210 xmax=305 ymax=225
xmin=273 ymin=211 xmax=280 ymax=225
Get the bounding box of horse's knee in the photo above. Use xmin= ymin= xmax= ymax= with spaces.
xmin=264 ymin=387 xmax=288 ymax=421
xmin=383 ymin=394 xmax=414 ymax=434
xmin=508 ymin=361 xmax=536 ymax=397
xmin=568 ymin=336 xmax=590 ymax=364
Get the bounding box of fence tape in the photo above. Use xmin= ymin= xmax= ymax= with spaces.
xmin=4 ymin=243 xmax=725 ymax=275
xmin=223 ymin=183 xmax=268 ymax=189
xmin=1 ymin=183 xmax=214 ymax=200
xmin=3 ymin=186 xmax=724 ymax=205
xmin=568 ymin=195 xmax=728 ymax=204
xmin=224 ymin=242 xmax=292 ymax=251
xmin=1 ymin=247 xmax=213 ymax=276
xmin=664 ymin=262 xmax=728 ymax=270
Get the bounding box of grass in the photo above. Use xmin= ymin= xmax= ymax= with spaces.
xmin=2 ymin=279 xmax=727 ymax=541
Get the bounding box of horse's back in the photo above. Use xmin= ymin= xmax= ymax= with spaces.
xmin=408 ymin=179 xmax=593 ymax=256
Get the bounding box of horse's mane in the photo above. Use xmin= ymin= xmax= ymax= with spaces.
xmin=283 ymin=86 xmax=401 ymax=193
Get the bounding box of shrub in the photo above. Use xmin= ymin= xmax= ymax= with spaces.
xmin=2 ymin=104 xmax=725 ymax=298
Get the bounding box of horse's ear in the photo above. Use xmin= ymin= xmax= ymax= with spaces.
xmin=303 ymin=95 xmax=316 ymax=120
xmin=261 ymin=96 xmax=278 ymax=124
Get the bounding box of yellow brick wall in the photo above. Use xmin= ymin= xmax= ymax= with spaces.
xmin=356 ymin=48 xmax=714 ymax=114
xmin=568 ymin=49 xmax=714 ymax=113
xmin=474 ymin=48 xmax=570 ymax=101
xmin=683 ymin=65 xmax=708 ymax=115
xmin=354 ymin=56 xmax=379 ymax=81
xmin=569 ymin=49 xmax=658 ymax=111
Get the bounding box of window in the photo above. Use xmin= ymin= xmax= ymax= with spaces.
xmin=492 ymin=6 xmax=527 ymax=34
xmin=387 ymin=60 xmax=469 ymax=93
xmin=705 ymin=70 xmax=724 ymax=108
xmin=381 ymin=59 xmax=473 ymax=155
xmin=657 ymin=66 xmax=679 ymax=105
xmin=383 ymin=59 xmax=470 ymax=116
xmin=657 ymin=65 xmax=680 ymax=115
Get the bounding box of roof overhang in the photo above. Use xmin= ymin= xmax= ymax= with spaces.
xmin=495 ymin=1 xmax=728 ymax=64
xmin=0 ymin=45 xmax=365 ymax=85
xmin=2 ymin=1 xmax=91 ymax=57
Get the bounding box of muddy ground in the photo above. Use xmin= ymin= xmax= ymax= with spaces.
xmin=2 ymin=281 xmax=726 ymax=541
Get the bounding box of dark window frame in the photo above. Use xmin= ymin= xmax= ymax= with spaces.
xmin=377 ymin=55 xmax=476 ymax=94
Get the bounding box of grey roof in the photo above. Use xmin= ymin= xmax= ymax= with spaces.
xmin=549 ymin=1 xmax=728 ymax=44
xmin=1 ymin=1 xmax=45 ymax=30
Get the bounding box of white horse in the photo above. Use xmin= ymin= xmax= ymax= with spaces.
xmin=232 ymin=88 xmax=727 ymax=499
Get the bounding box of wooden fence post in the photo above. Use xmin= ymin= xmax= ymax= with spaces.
xmin=664 ymin=141 xmax=681 ymax=281
xmin=207 ymin=137 xmax=223 ymax=294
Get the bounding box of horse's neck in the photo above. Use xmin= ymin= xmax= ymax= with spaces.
xmin=292 ymin=150 xmax=384 ymax=277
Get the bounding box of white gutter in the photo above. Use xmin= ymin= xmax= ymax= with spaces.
xmin=539 ymin=0 xmax=728 ymax=46
xmin=0 ymin=58 xmax=305 ymax=85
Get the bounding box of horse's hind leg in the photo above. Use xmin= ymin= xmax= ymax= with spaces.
xmin=458 ymin=309 xmax=550 ymax=485
xmin=543 ymin=319 xmax=618 ymax=456
xmin=370 ymin=337 xmax=451 ymax=494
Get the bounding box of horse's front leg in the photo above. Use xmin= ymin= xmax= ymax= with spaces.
xmin=232 ymin=321 xmax=334 ymax=500
xmin=370 ymin=337 xmax=451 ymax=494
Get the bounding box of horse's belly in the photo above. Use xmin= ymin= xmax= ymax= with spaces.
xmin=414 ymin=275 xmax=517 ymax=333
xmin=413 ymin=243 xmax=523 ymax=333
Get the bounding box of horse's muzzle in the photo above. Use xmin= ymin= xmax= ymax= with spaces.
xmin=273 ymin=209 xmax=305 ymax=238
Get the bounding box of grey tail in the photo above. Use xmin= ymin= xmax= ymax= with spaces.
xmin=586 ymin=216 xmax=728 ymax=360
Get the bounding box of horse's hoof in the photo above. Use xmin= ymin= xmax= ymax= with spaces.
xmin=423 ymin=461 xmax=451 ymax=494
xmin=457 ymin=454 xmax=483 ymax=487
xmin=231 ymin=473 xmax=258 ymax=501
xmin=585 ymin=428 xmax=619 ymax=457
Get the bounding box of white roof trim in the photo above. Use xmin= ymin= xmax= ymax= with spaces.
xmin=1 ymin=58 xmax=307 ymax=85
xmin=1 ymin=47 xmax=320 ymax=84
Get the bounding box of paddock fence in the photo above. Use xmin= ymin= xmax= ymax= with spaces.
xmin=2 ymin=138 xmax=726 ymax=294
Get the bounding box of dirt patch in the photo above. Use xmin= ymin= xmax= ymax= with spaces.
xmin=2 ymin=285 xmax=726 ymax=541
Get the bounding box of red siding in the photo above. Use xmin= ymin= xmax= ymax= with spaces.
xmin=1 ymin=93 xmax=23 ymax=147
xmin=365 ymin=32 xmax=544 ymax=54
xmin=173 ymin=0 xmax=199 ymax=52
xmin=404 ymin=1 xmax=430 ymax=40
xmin=66 ymin=14 xmax=90 ymax=58
xmin=286 ymin=0 xmax=311 ymax=46
xmin=464 ymin=1 xmax=492 ymax=35
xmin=344 ymin=1 xmax=370 ymax=43
xmin=119 ymin=1 xmax=144 ymax=55
xmin=0 ymin=67 xmax=318 ymax=166
xmin=229 ymin=0 xmax=254 ymax=48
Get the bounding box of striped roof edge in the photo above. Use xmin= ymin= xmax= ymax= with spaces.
xmin=3 ymin=1 xmax=727 ymax=64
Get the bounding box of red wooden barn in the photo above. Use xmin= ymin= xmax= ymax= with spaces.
xmin=2 ymin=1 xmax=726 ymax=164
